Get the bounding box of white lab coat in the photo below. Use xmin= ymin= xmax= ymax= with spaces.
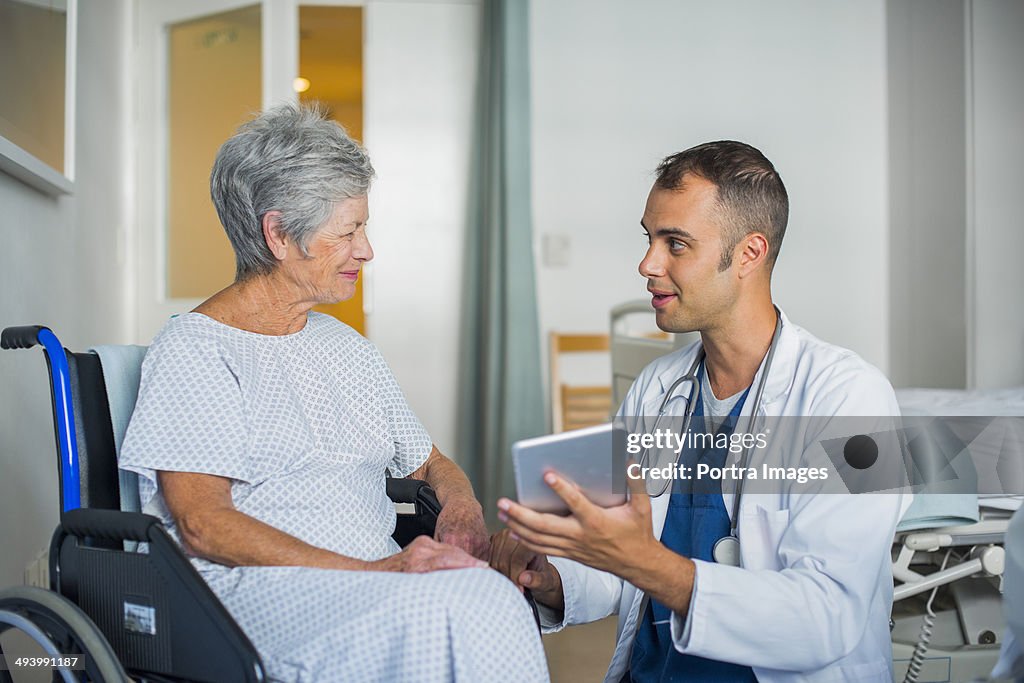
xmin=542 ymin=310 xmax=911 ymax=682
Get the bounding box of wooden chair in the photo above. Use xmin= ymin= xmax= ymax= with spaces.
xmin=549 ymin=332 xmax=612 ymax=433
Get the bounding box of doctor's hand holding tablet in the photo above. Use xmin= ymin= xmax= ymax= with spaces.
xmin=491 ymin=424 xmax=698 ymax=617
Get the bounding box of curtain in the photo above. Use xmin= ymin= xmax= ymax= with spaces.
xmin=457 ymin=0 xmax=545 ymax=525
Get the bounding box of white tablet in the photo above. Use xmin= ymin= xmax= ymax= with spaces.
xmin=512 ymin=422 xmax=626 ymax=515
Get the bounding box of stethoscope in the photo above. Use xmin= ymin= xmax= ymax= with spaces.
xmin=637 ymin=307 xmax=783 ymax=566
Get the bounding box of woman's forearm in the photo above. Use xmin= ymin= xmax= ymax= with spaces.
xmin=176 ymin=506 xmax=370 ymax=570
xmin=411 ymin=446 xmax=480 ymax=510
xmin=158 ymin=469 xmax=465 ymax=572
xmin=177 ymin=506 xmax=485 ymax=573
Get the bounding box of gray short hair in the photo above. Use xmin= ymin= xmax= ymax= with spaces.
xmin=210 ymin=103 xmax=375 ymax=280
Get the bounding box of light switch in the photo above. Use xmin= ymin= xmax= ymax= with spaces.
xmin=543 ymin=233 xmax=571 ymax=267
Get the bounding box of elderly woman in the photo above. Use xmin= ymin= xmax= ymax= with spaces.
xmin=119 ymin=104 xmax=548 ymax=682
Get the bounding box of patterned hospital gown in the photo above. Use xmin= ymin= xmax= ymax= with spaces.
xmin=119 ymin=312 xmax=548 ymax=682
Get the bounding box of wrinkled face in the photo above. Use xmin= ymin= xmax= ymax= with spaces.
xmin=281 ymin=195 xmax=372 ymax=304
xmin=639 ymin=177 xmax=738 ymax=333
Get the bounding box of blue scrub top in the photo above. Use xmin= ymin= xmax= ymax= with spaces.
xmin=626 ymin=370 xmax=757 ymax=683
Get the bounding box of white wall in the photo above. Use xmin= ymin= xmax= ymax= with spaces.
xmin=530 ymin=0 xmax=891 ymax=374
xmin=0 ymin=0 xmax=133 ymax=586
xmin=363 ymin=0 xmax=481 ymax=456
xmin=968 ymin=0 xmax=1024 ymax=389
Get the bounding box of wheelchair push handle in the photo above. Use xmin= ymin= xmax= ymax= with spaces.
xmin=1 ymin=325 xmax=49 ymax=350
xmin=2 ymin=324 xmax=82 ymax=512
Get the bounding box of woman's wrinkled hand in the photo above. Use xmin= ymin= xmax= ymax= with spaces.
xmin=378 ymin=535 xmax=488 ymax=573
xmin=489 ymin=529 xmax=564 ymax=610
xmin=434 ymin=498 xmax=490 ymax=560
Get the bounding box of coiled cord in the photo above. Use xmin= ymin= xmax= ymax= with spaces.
xmin=903 ymin=550 xmax=952 ymax=683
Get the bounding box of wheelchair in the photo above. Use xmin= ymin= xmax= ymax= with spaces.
xmin=0 ymin=324 xmax=446 ymax=682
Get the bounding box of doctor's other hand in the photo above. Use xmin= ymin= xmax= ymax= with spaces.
xmin=489 ymin=529 xmax=564 ymax=610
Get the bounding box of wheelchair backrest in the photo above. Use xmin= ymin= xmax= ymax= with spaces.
xmin=89 ymin=344 xmax=148 ymax=513
xmin=60 ymin=350 xmax=124 ymax=511
xmin=56 ymin=344 xmax=148 ymax=514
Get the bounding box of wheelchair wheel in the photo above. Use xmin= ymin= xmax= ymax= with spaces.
xmin=0 ymin=585 xmax=127 ymax=682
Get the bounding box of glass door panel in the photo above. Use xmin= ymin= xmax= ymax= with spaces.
xmin=167 ymin=5 xmax=262 ymax=299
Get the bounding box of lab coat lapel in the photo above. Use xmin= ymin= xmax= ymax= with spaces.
xmin=655 ymin=341 xmax=701 ymax=397
xmin=759 ymin=308 xmax=799 ymax=405
xmin=651 ymin=490 xmax=670 ymax=539
xmin=722 ymin=491 xmax=737 ymax=524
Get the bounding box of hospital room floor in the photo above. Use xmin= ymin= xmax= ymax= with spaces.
xmin=543 ymin=615 xmax=618 ymax=682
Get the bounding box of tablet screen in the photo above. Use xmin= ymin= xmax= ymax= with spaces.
xmin=512 ymin=423 xmax=626 ymax=515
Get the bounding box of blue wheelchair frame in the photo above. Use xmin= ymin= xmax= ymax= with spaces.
xmin=7 ymin=326 xmax=82 ymax=512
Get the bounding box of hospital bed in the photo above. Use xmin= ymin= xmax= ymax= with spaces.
xmin=0 ymin=325 xmax=446 ymax=681
xmin=890 ymin=388 xmax=1024 ymax=683
xmin=608 ymin=303 xmax=1024 ymax=682
xmin=610 ymin=300 xmax=695 ymax=408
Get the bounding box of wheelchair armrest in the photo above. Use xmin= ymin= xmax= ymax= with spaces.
xmin=386 ymin=477 xmax=442 ymax=547
xmin=386 ymin=477 xmax=442 ymax=516
xmin=61 ymin=508 xmax=160 ymax=543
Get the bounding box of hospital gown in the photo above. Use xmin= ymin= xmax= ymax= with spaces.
xmin=120 ymin=312 xmax=548 ymax=682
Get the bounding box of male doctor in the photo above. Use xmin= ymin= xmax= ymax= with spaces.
xmin=490 ymin=141 xmax=909 ymax=681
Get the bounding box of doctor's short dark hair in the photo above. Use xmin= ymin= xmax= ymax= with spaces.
xmin=655 ymin=141 xmax=789 ymax=271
